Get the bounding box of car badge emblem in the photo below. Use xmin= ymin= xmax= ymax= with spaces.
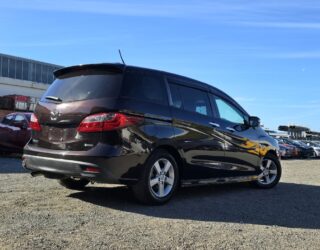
xmin=50 ymin=110 xmax=60 ymax=121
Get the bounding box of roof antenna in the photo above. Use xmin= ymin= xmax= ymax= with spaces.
xmin=118 ymin=49 xmax=126 ymax=65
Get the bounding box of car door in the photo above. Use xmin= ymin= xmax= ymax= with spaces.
xmin=209 ymin=94 xmax=261 ymax=176
xmin=12 ymin=114 xmax=31 ymax=149
xmin=0 ymin=114 xmax=16 ymax=150
xmin=167 ymin=80 xmax=226 ymax=180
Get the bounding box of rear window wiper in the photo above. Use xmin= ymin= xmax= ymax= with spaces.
xmin=45 ymin=96 xmax=63 ymax=102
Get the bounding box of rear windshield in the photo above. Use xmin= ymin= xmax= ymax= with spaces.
xmin=41 ymin=73 xmax=122 ymax=103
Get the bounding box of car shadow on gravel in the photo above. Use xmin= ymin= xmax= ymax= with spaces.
xmin=69 ymin=182 xmax=320 ymax=229
xmin=0 ymin=156 xmax=27 ymax=173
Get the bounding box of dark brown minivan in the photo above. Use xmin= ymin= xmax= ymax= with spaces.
xmin=23 ymin=63 xmax=281 ymax=205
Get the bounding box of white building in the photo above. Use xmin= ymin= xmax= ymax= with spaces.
xmin=0 ymin=53 xmax=62 ymax=98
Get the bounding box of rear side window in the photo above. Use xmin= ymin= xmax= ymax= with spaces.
xmin=41 ymin=73 xmax=122 ymax=103
xmin=169 ymin=83 xmax=212 ymax=116
xmin=121 ymin=72 xmax=167 ymax=105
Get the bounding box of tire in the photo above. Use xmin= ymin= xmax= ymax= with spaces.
xmin=58 ymin=177 xmax=90 ymax=190
xmin=132 ymin=149 xmax=179 ymax=205
xmin=253 ymin=154 xmax=282 ymax=189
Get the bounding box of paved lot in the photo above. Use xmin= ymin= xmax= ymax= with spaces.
xmin=0 ymin=156 xmax=319 ymax=249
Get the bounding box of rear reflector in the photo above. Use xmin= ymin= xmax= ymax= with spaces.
xmin=84 ymin=167 xmax=101 ymax=173
xmin=30 ymin=114 xmax=41 ymax=131
xmin=77 ymin=112 xmax=142 ymax=133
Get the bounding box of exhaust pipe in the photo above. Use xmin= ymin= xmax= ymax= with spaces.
xmin=30 ymin=171 xmax=43 ymax=177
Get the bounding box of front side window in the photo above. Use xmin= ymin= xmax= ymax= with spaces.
xmin=122 ymin=72 xmax=167 ymax=105
xmin=169 ymin=83 xmax=211 ymax=116
xmin=214 ymin=97 xmax=246 ymax=124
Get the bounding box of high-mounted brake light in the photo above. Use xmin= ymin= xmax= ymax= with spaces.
xmin=30 ymin=114 xmax=41 ymax=131
xmin=77 ymin=113 xmax=142 ymax=133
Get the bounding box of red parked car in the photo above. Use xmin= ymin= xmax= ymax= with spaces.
xmin=0 ymin=112 xmax=32 ymax=153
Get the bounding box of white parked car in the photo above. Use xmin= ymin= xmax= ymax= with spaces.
xmin=306 ymin=142 xmax=320 ymax=157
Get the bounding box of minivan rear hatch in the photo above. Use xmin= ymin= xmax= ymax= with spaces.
xmin=33 ymin=64 xmax=124 ymax=151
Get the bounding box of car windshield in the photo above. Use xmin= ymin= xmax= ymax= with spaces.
xmin=294 ymin=141 xmax=308 ymax=147
xmin=308 ymin=142 xmax=320 ymax=147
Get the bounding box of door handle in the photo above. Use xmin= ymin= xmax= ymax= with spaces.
xmin=226 ymin=127 xmax=236 ymax=132
xmin=209 ymin=122 xmax=220 ymax=128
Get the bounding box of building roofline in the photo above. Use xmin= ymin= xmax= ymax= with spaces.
xmin=0 ymin=52 xmax=62 ymax=68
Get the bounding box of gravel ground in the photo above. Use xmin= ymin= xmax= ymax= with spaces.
xmin=0 ymin=156 xmax=319 ymax=249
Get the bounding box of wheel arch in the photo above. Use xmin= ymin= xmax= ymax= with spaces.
xmin=266 ymin=149 xmax=279 ymax=159
xmin=153 ymin=144 xmax=185 ymax=182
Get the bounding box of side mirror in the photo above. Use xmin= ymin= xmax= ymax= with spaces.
xmin=249 ymin=116 xmax=260 ymax=128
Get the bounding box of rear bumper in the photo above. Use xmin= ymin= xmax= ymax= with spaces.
xmin=23 ymin=154 xmax=106 ymax=180
xmin=23 ymin=143 xmax=147 ymax=185
xmin=300 ymin=150 xmax=315 ymax=158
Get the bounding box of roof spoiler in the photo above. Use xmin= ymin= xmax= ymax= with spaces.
xmin=54 ymin=63 xmax=125 ymax=78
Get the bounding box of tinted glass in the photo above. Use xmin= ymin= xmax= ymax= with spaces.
xmin=2 ymin=115 xmax=14 ymax=125
xmin=14 ymin=115 xmax=26 ymax=122
xmin=41 ymin=73 xmax=122 ymax=103
xmin=215 ymin=97 xmax=245 ymax=124
xmin=181 ymin=87 xmax=211 ymax=116
xmin=169 ymin=84 xmax=182 ymax=109
xmin=24 ymin=114 xmax=31 ymax=122
xmin=122 ymin=72 xmax=167 ymax=105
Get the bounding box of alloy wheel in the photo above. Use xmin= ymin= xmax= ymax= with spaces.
xmin=258 ymin=158 xmax=278 ymax=185
xmin=149 ymin=158 xmax=175 ymax=198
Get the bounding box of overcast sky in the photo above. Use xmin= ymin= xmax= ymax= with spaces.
xmin=1 ymin=0 xmax=320 ymax=130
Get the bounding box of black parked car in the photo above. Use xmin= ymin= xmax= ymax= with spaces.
xmin=23 ymin=63 xmax=281 ymax=204
xmin=282 ymin=139 xmax=315 ymax=158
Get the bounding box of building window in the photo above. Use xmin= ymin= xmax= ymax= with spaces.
xmin=41 ymin=64 xmax=48 ymax=83
xmin=9 ymin=58 xmax=16 ymax=78
xmin=22 ymin=61 xmax=29 ymax=81
xmin=16 ymin=60 xmax=22 ymax=80
xmin=30 ymin=63 xmax=36 ymax=82
xmin=36 ymin=63 xmax=41 ymax=82
xmin=47 ymin=66 xmax=53 ymax=83
xmin=2 ymin=57 xmax=9 ymax=77
xmin=0 ymin=56 xmax=2 ymax=77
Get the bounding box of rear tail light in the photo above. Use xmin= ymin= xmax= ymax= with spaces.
xmin=30 ymin=114 xmax=41 ymax=131
xmin=77 ymin=113 xmax=142 ymax=133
